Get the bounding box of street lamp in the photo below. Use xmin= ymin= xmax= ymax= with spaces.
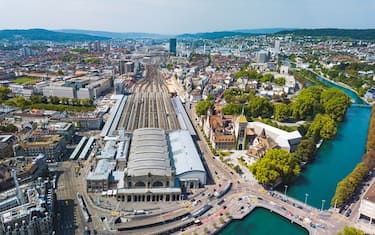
xmin=284 ymin=185 xmax=288 ymax=196
xmin=304 ymin=193 xmax=309 ymax=205
xmin=321 ymin=199 xmax=326 ymax=211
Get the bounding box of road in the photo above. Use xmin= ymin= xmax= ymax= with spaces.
xmin=53 ymin=65 xmax=353 ymax=235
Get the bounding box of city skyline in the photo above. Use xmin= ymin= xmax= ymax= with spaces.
xmin=1 ymin=0 xmax=374 ymax=34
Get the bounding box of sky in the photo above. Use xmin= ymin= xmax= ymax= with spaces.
xmin=0 ymin=0 xmax=374 ymax=34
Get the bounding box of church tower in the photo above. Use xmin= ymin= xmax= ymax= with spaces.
xmin=235 ymin=108 xmax=248 ymax=150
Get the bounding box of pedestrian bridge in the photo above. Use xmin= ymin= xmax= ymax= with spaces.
xmin=351 ymin=103 xmax=372 ymax=108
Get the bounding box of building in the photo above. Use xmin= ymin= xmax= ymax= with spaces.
xmin=365 ymin=87 xmax=375 ymax=100
xmin=14 ymin=135 xmax=66 ymax=161
xmin=274 ymin=40 xmax=280 ymax=54
xmin=43 ymin=76 xmax=112 ymax=100
xmin=234 ymin=114 xmax=248 ymax=150
xmin=256 ymin=50 xmax=270 ymax=63
xmin=86 ymin=159 xmax=116 ymax=193
xmin=168 ymin=130 xmax=206 ymax=190
xmin=169 ymin=38 xmax=177 ymax=56
xmin=117 ymin=128 xmax=182 ymax=203
xmin=0 ymin=176 xmax=55 ymax=235
xmin=358 ymin=182 xmax=375 ymax=224
xmin=0 ymin=135 xmax=17 ymax=159
xmin=119 ymin=60 xmax=126 ymax=75
xmin=119 ymin=61 xmax=135 ymax=75
xmin=0 ymin=154 xmax=48 ymax=194
xmin=48 ymin=122 xmax=75 ymax=144
xmin=203 ymin=113 xmax=236 ymax=150
xmin=9 ymin=84 xmax=34 ymax=98
xmin=43 ymin=85 xmax=76 ymax=99
xmin=247 ymin=122 xmax=302 ymax=153
xmin=114 ymin=79 xmax=126 ymax=95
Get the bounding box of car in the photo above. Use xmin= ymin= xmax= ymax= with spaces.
xmin=257 ymin=197 xmax=263 ymax=200
xmin=297 ymin=205 xmax=303 ymax=210
xmin=281 ymin=206 xmax=286 ymax=211
xmin=316 ymin=224 xmax=325 ymax=229
xmin=344 ymin=205 xmax=349 ymax=210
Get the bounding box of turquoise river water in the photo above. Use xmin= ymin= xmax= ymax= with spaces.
xmin=221 ymin=76 xmax=372 ymax=234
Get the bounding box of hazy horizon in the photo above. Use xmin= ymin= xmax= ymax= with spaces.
xmin=1 ymin=0 xmax=374 ymax=34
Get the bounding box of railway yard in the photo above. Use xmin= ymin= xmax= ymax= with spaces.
xmin=117 ymin=64 xmax=180 ymax=131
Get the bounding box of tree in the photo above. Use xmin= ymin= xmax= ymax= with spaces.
xmin=222 ymin=103 xmax=242 ymax=115
xmin=362 ymin=150 xmax=375 ymax=169
xmin=274 ymin=103 xmax=290 ymax=122
xmin=336 ymin=226 xmax=364 ymax=235
xmin=250 ymin=149 xmax=300 ymax=185
xmin=274 ymin=77 xmax=286 ymax=86
xmin=61 ymin=97 xmax=69 ymax=105
xmin=0 ymin=124 xmax=18 ymax=133
xmin=331 ymin=163 xmax=369 ymax=208
xmin=71 ymin=98 xmax=81 ymax=106
xmin=260 ymin=73 xmax=274 ymax=83
xmin=294 ymin=138 xmax=316 ymax=163
xmin=307 ymin=114 xmax=337 ymax=141
xmin=0 ymin=86 xmax=11 ymax=102
xmin=57 ymin=69 xmax=64 ymax=76
xmin=233 ymin=165 xmax=242 ymax=174
xmin=14 ymin=96 xmax=31 ymax=110
xmin=291 ymin=86 xmax=323 ymax=120
xmin=234 ymin=69 xmax=260 ymax=81
xmin=248 ymin=97 xmax=274 ymax=118
xmin=30 ymin=94 xmax=46 ymax=104
xmin=321 ymin=88 xmax=351 ymax=122
xmin=49 ymin=96 xmax=60 ymax=105
xmin=80 ymin=98 xmax=93 ymax=107
xmin=195 ymin=100 xmax=214 ymax=116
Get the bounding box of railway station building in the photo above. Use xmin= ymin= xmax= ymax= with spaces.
xmin=115 ymin=128 xmax=207 ymax=202
xmin=117 ymin=128 xmax=181 ymax=202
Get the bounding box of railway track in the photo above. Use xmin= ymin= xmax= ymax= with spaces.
xmin=117 ymin=64 xmax=180 ymax=131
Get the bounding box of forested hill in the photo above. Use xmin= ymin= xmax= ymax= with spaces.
xmin=177 ymin=31 xmax=255 ymax=39
xmin=277 ymin=28 xmax=375 ymax=40
xmin=0 ymin=29 xmax=109 ymax=42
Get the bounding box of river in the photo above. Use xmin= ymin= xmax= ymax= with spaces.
xmin=220 ymin=76 xmax=372 ymax=234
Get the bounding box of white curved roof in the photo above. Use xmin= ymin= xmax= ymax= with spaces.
xmin=127 ymin=128 xmax=172 ymax=177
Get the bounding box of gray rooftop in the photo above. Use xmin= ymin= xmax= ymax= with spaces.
xmin=86 ymin=159 xmax=116 ymax=181
xmin=168 ymin=129 xmax=206 ymax=176
xmin=127 ymin=128 xmax=172 ymax=177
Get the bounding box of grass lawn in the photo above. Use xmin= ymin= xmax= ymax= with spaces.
xmin=13 ymin=77 xmax=38 ymax=85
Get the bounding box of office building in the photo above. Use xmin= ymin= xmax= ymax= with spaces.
xmin=169 ymin=38 xmax=177 ymax=56
xmin=256 ymin=50 xmax=270 ymax=63
xmin=275 ymin=40 xmax=280 ymax=54
xmin=14 ymin=135 xmax=66 ymax=162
